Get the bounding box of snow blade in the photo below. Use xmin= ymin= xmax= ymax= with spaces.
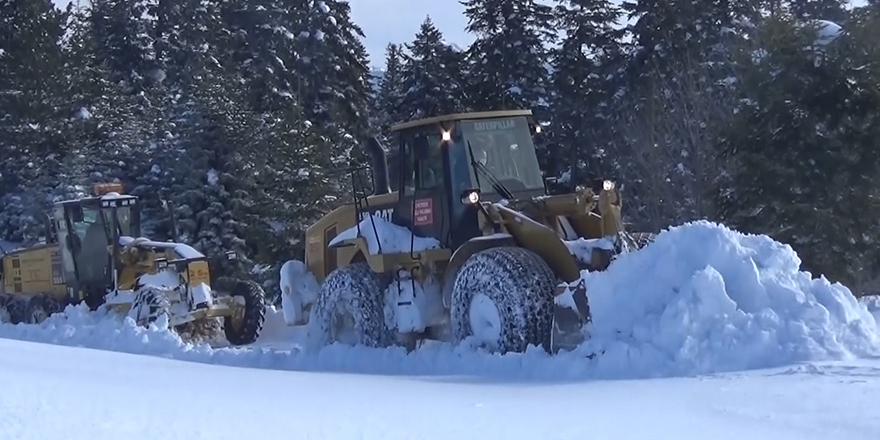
xmin=550 ymin=278 xmax=591 ymax=354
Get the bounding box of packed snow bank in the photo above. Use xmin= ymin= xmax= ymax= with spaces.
xmin=1 ymin=221 xmax=878 ymax=381
xmin=860 ymin=295 xmax=880 ymax=324
xmin=279 ymin=260 xmax=319 ymax=325
xmin=328 ymin=214 xmax=440 ymax=254
xmin=576 ymin=221 xmax=880 ymax=377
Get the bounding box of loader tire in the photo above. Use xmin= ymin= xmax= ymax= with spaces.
xmin=223 ymin=280 xmax=267 ymax=346
xmin=311 ymin=262 xmax=393 ymax=348
xmin=450 ymin=246 xmax=556 ymax=354
xmin=129 ymin=287 xmax=171 ymax=328
xmin=23 ymin=294 xmax=63 ymax=324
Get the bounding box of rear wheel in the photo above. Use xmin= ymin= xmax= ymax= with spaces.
xmin=310 ymin=263 xmax=393 ymax=348
xmin=223 ymin=280 xmax=267 ymax=346
xmin=450 ymin=247 xmax=556 ymax=353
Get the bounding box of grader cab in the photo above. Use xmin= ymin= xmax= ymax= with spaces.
xmin=281 ymin=109 xmax=654 ymax=354
xmin=0 ymin=183 xmax=267 ymax=346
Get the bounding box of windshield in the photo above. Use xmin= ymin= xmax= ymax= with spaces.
xmin=114 ymin=206 xmax=133 ymax=236
xmin=458 ymin=116 xmax=544 ymax=195
xmin=71 ymin=206 xmax=101 ymax=239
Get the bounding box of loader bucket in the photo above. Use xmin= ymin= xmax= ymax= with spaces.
xmin=551 ymin=278 xmax=591 ymax=353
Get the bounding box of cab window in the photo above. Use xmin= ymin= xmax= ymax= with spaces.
xmin=417 ymin=133 xmax=444 ymax=190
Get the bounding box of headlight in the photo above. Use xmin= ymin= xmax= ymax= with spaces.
xmin=603 ymin=180 xmax=615 ymax=191
xmin=461 ymin=189 xmax=481 ymax=204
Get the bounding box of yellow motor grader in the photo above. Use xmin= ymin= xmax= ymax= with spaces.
xmin=281 ymin=109 xmax=654 ymax=354
xmin=0 ymin=183 xmax=266 ymax=346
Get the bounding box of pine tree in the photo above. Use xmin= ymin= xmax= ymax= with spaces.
xmin=548 ymin=0 xmax=625 ymax=187
xmin=787 ymin=0 xmax=847 ymax=22
xmin=0 ymin=0 xmax=72 ymax=243
xmin=603 ymin=0 xmax=754 ymax=229
xmin=717 ymin=14 xmax=880 ymax=288
xmin=461 ymin=0 xmax=555 ymax=114
xmin=89 ymin=0 xmax=162 ymax=92
xmin=397 ymin=16 xmax=467 ymax=121
xmin=372 ymin=43 xmax=406 ymax=139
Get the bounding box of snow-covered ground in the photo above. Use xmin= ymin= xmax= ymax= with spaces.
xmin=2 ymin=221 xmax=880 ymax=439
xmin=1 ymin=335 xmax=879 ymax=440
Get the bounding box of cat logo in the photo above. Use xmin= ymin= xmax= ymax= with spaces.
xmin=359 ymin=207 xmax=394 ymax=222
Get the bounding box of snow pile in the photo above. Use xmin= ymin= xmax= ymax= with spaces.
xmin=279 ymin=260 xmax=320 ymax=325
xmin=577 ymin=221 xmax=880 ymax=377
xmin=0 ymin=304 xmax=196 ymax=356
xmin=329 ymin=214 xmax=440 ymax=254
xmin=860 ymin=295 xmax=880 ymax=324
xmin=1 ymin=221 xmax=878 ymax=381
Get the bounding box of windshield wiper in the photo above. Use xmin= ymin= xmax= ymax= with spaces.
xmin=467 ymin=141 xmax=516 ymax=200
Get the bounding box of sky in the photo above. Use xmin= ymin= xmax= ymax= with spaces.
xmin=348 ymin=0 xmax=473 ymax=68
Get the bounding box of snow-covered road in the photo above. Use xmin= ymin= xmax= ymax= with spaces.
xmin=2 ymin=336 xmax=878 ymax=440
xmin=2 ymin=221 xmax=880 ymax=439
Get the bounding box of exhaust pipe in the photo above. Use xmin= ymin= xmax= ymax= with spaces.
xmin=365 ymin=136 xmax=391 ymax=195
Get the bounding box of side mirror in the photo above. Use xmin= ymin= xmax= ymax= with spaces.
xmin=413 ymin=135 xmax=430 ymax=160
xmin=154 ymin=257 xmax=169 ymax=270
xmin=226 ymin=251 xmax=238 ymax=261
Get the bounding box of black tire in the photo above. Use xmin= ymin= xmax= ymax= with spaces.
xmin=450 ymin=246 xmax=556 ymax=353
xmin=23 ymin=294 xmax=64 ymax=324
xmin=310 ymin=262 xmax=393 ymax=348
xmin=129 ymin=287 xmax=171 ymax=327
xmin=223 ymin=280 xmax=267 ymax=346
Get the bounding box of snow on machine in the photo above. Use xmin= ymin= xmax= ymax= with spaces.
xmin=0 ymin=183 xmax=266 ymax=345
xmin=280 ymin=109 xmax=654 ymax=354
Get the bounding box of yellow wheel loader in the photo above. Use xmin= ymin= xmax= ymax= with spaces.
xmin=0 ymin=183 xmax=266 ymax=346
xmin=280 ymin=109 xmax=654 ymax=354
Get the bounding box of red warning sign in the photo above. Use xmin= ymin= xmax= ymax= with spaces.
xmin=413 ymin=198 xmax=434 ymax=226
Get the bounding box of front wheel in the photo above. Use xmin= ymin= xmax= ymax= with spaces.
xmin=223 ymin=280 xmax=267 ymax=346
xmin=450 ymin=247 xmax=556 ymax=353
xmin=309 ymin=263 xmax=393 ymax=348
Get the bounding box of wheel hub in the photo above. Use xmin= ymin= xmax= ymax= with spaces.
xmin=468 ymin=294 xmax=502 ymax=350
xmin=229 ymin=303 xmax=246 ymax=332
xmin=331 ymin=306 xmax=359 ymax=345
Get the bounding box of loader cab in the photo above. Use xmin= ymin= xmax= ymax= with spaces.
xmin=387 ymin=110 xmax=546 ymax=249
xmin=52 ymin=183 xmax=141 ymax=303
